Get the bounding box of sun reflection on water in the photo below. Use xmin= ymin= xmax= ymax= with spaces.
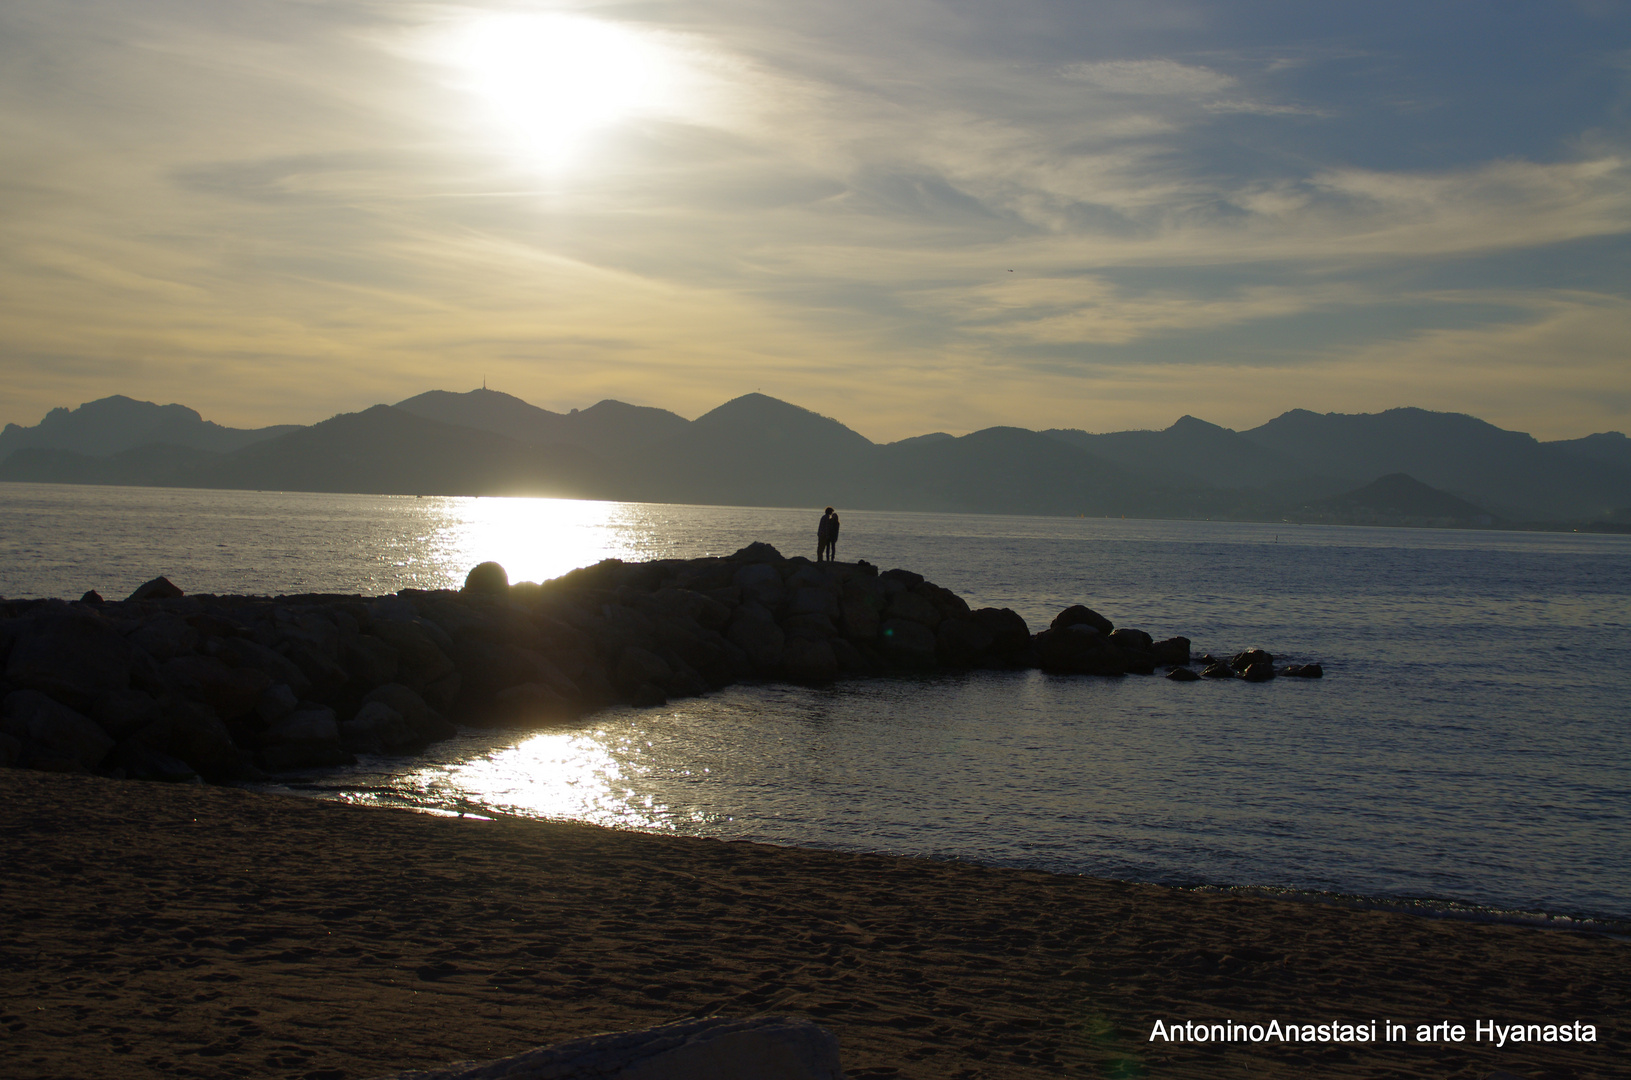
xmin=400 ymin=496 xmax=709 ymax=589
xmin=446 ymin=729 xmax=665 ymax=827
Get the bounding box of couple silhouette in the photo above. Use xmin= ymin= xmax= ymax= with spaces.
xmin=816 ymin=507 xmax=841 ymax=562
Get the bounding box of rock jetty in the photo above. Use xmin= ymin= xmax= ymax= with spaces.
xmin=0 ymin=542 xmax=1320 ymax=783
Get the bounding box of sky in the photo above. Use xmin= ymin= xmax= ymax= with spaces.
xmin=3 ymin=0 xmax=1630 ymax=442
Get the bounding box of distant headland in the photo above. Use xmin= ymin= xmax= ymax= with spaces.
xmin=3 ymin=388 xmax=1630 ymax=529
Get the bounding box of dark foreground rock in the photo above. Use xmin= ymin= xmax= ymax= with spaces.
xmin=0 ymin=542 xmax=1319 ymax=782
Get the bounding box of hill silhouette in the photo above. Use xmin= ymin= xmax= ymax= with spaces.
xmin=0 ymin=395 xmax=296 ymax=460
xmin=393 ymin=388 xmax=689 ymax=458
xmin=1046 ymin=415 xmax=1329 ymax=493
xmin=1241 ymin=407 xmax=1631 ymax=520
xmin=5 ymin=389 xmax=1630 ymax=527
xmin=619 ymin=394 xmax=876 ymax=506
xmin=1298 ymin=473 xmax=1496 ymax=527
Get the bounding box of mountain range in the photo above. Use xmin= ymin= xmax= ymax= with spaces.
xmin=3 ymin=389 xmax=1629 ymax=528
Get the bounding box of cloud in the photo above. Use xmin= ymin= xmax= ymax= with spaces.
xmin=1062 ymin=58 xmax=1236 ymax=96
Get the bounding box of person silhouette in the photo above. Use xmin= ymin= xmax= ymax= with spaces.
xmin=817 ymin=507 xmax=840 ymax=562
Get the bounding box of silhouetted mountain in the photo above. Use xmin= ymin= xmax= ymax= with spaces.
xmin=214 ymin=406 xmax=601 ymax=496
xmin=869 ymin=426 xmax=1197 ymax=516
xmin=1046 ymin=414 xmax=1329 ymax=492
xmin=1294 ymin=472 xmax=1496 ymax=527
xmin=8 ymin=390 xmax=1631 ymax=528
xmin=394 ymin=388 xmax=689 ymax=457
xmin=0 ymin=395 xmax=297 ymax=461
xmin=1239 ymin=407 xmax=1631 ymax=520
xmin=1547 ymin=431 xmax=1631 ymax=471
xmin=619 ymin=394 xmax=875 ymax=506
xmin=887 ymin=432 xmax=956 ymax=447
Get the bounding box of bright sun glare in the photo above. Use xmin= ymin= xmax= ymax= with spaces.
xmin=450 ymin=13 xmax=673 ymax=162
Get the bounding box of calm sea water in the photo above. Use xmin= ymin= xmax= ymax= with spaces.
xmin=3 ymin=481 xmax=1629 ymax=922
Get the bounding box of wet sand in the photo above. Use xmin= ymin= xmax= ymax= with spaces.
xmin=1 ymin=768 xmax=1623 ymax=1079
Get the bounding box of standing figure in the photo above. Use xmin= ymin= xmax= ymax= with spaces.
xmin=817 ymin=506 xmax=840 ymax=562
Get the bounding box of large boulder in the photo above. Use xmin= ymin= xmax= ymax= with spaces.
xmin=363 ymin=683 xmax=456 ymax=741
xmin=783 ymin=637 xmax=839 ymax=685
xmin=935 ymin=618 xmax=994 ymax=667
xmin=126 ymin=615 xmax=199 ymax=661
xmin=90 ymin=688 xmax=163 ymax=741
xmin=1240 ymin=661 xmax=1276 ymax=682
xmin=650 ymin=588 xmax=732 ymax=632
xmin=369 ymin=620 xmax=457 ymax=691
xmin=730 ymin=541 xmax=784 ymax=563
xmin=5 ymin=611 xmax=136 ymax=709
xmin=884 ymin=590 xmax=941 ymax=630
xmin=207 ymin=636 xmax=313 ymax=697
xmin=1107 ymin=627 xmax=1152 ymax=654
xmin=838 ymin=578 xmax=885 ymax=641
xmin=1 ymin=689 xmax=115 ymax=771
xmin=877 ymin=618 xmax=937 ymax=667
xmin=970 ymin=607 xmax=1031 ymax=662
xmin=281 ymin=643 xmax=350 ymax=700
xmin=652 ymin=618 xmax=740 ymax=688
xmin=342 ymin=633 xmax=400 ymax=690
xmin=1035 ymin=625 xmax=1125 ymax=676
xmin=126 ymin=576 xmax=184 ymax=602
xmin=129 ymin=697 xmax=256 ymax=781
xmin=1050 ymin=605 xmax=1113 ymax=636
xmin=1231 ymin=648 xmax=1274 ymax=673
xmin=727 ymin=602 xmax=785 ymax=673
xmin=615 ymin=646 xmax=672 ymax=704
xmin=462 ymin=561 xmax=509 ymax=596
xmin=160 ymin=654 xmax=271 ymax=721
xmin=916 ymin=581 xmax=971 ymax=621
xmin=732 ymin=563 xmax=786 ymax=609
xmin=783 ymin=613 xmax=838 ymax=641
xmin=1150 ymin=636 xmax=1191 ymax=666
xmin=341 ymin=700 xmax=419 ymax=754
xmin=258 ymin=706 xmax=349 ymax=770
xmin=789 ymin=586 xmax=841 ymax=621
xmin=454 ymin=639 xmax=577 ymax=711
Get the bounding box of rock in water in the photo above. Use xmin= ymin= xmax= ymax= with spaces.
xmin=462 ymin=561 xmax=509 ymax=595
xmin=1050 ymin=604 xmax=1114 ymax=636
xmin=370 ymin=1015 xmax=844 ymax=1080
xmin=1231 ymin=648 xmax=1274 ymax=673
xmin=1165 ymin=667 xmax=1201 ymax=682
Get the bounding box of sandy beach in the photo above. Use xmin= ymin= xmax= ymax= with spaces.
xmin=1 ymin=768 xmax=1623 ymax=1080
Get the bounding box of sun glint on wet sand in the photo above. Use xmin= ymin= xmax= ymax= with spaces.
xmin=1 ymin=769 xmax=1623 ymax=1080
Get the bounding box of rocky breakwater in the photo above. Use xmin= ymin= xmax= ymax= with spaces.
xmin=0 ymin=541 xmax=1318 ymax=784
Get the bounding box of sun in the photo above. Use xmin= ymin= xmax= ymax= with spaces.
xmin=448 ymin=13 xmax=674 ymax=163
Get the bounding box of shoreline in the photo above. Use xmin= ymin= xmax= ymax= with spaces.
xmin=273 ymin=763 xmax=1631 ymax=937
xmin=3 ymin=767 xmax=1625 ymax=1080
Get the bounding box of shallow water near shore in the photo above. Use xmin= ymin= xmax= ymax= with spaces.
xmin=5 ymin=480 xmax=1630 ymax=922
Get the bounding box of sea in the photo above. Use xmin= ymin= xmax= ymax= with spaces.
xmin=3 ymin=481 xmax=1628 ymax=926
